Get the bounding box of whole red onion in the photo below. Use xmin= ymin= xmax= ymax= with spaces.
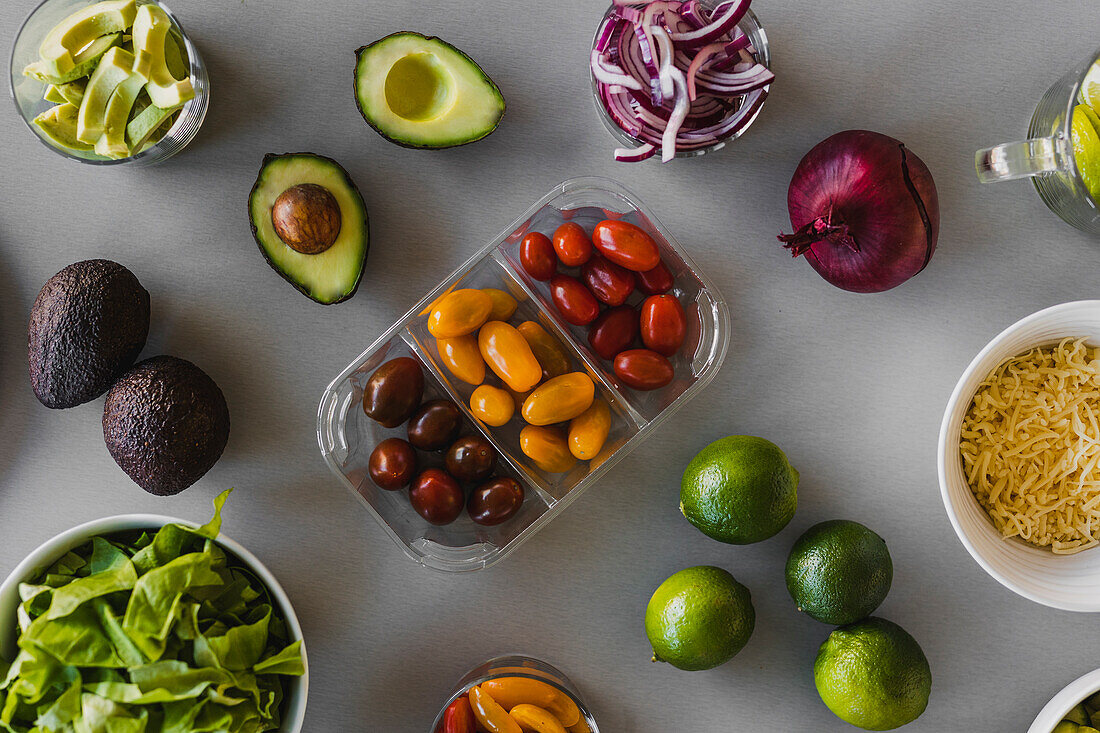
xmin=778 ymin=130 xmax=939 ymax=293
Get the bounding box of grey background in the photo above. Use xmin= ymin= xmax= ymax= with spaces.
xmin=0 ymin=0 xmax=1097 ymax=730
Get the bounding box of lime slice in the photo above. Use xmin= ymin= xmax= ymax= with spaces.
xmin=1082 ymin=61 xmax=1100 ymax=112
xmin=1072 ymin=104 xmax=1100 ymax=204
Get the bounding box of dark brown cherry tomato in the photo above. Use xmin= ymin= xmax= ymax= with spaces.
xmin=640 ymin=294 xmax=687 ymax=356
xmin=587 ymin=305 xmax=639 ymax=360
xmin=636 ymin=260 xmax=674 ymax=295
xmin=406 ymin=399 xmax=462 ymax=450
xmin=552 ymin=222 xmax=593 ymax=267
xmin=614 ymin=349 xmax=674 ymax=391
xmin=550 ymin=274 xmax=600 ymax=326
xmin=362 ymin=357 xmax=424 ymax=428
xmin=467 ymin=476 xmax=525 ymax=526
xmin=409 ymin=469 xmax=464 ymax=525
xmin=592 ymin=220 xmax=661 ymax=272
xmin=368 ymin=438 xmax=417 ymax=490
xmin=520 ymin=231 xmax=556 ymax=281
xmin=445 ymin=435 xmax=497 ymax=483
xmin=440 ymin=697 xmax=476 ymax=733
xmin=581 ymin=256 xmax=635 ymax=306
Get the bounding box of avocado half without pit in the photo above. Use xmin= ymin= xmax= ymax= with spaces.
xmin=248 ymin=152 xmax=369 ymax=304
xmin=354 ymin=32 xmax=505 ymax=149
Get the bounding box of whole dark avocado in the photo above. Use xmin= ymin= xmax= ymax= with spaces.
xmin=102 ymin=356 xmax=230 ymax=496
xmin=28 ymin=259 xmax=150 ymax=409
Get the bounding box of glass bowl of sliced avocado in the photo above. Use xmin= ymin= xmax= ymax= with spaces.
xmin=10 ymin=0 xmax=209 ymax=165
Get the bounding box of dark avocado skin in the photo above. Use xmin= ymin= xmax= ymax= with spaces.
xmin=248 ymin=152 xmax=369 ymax=305
xmin=28 ymin=259 xmax=150 ymax=409
xmin=102 ymin=356 xmax=230 ymax=496
xmin=353 ymin=32 xmax=505 ymax=150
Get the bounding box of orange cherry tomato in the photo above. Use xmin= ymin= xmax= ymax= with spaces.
xmin=635 ymin=259 xmax=674 ymax=295
xmin=520 ymin=232 xmax=556 ymax=281
xmin=552 ymin=222 xmax=593 ymax=267
xmin=441 ymin=697 xmax=477 ymax=733
xmin=482 ymin=288 xmax=519 ymax=321
xmin=519 ymin=426 xmax=576 ymax=473
xmin=428 ymin=289 xmax=493 ymax=338
xmin=468 ymin=686 xmax=522 ymax=733
xmin=569 ymin=399 xmax=611 ymax=460
xmin=587 ymin=306 xmax=638 ymax=360
xmin=639 ymin=294 xmax=686 ymax=356
xmin=478 ymin=321 xmax=542 ymax=393
xmin=613 ymin=349 xmax=673 ymax=391
xmin=521 ymin=373 xmax=595 ymax=426
xmin=469 ymin=385 xmax=515 ymax=426
xmin=509 ymin=705 xmax=567 ymax=733
xmin=480 ymin=678 xmax=581 ymax=728
xmin=516 ymin=321 xmax=571 ymax=381
xmin=592 ymin=220 xmax=660 ymax=272
xmin=550 ymin=275 xmax=599 ymax=326
xmin=437 ymin=335 xmax=486 ymax=385
xmin=581 ymin=256 xmax=635 ymax=306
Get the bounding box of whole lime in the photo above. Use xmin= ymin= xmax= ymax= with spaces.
xmin=680 ymin=435 xmax=798 ymax=544
xmin=814 ymin=617 xmax=931 ymax=731
xmin=644 ymin=566 xmax=755 ymax=671
xmin=785 ymin=519 xmax=893 ymax=625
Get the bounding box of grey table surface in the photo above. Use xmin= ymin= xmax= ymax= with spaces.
xmin=0 ymin=0 xmax=1097 ymax=730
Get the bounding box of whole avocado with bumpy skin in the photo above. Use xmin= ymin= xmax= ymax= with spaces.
xmin=102 ymin=356 xmax=229 ymax=495
xmin=28 ymin=259 xmax=150 ymax=409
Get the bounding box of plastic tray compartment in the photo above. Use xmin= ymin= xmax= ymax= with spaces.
xmin=318 ymin=177 xmax=730 ymax=572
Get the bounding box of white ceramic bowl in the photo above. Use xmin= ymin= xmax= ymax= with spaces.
xmin=1027 ymin=667 xmax=1100 ymax=733
xmin=938 ymin=300 xmax=1100 ymax=612
xmin=0 ymin=514 xmax=308 ymax=731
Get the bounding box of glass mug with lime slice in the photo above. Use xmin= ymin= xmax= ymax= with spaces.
xmin=976 ymin=50 xmax=1100 ymax=235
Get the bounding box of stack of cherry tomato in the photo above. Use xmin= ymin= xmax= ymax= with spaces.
xmin=437 ymin=677 xmax=591 ymax=733
xmin=427 ymin=285 xmax=613 ymax=475
xmin=362 ymin=356 xmax=525 ymax=527
xmin=519 ymin=219 xmax=688 ymax=392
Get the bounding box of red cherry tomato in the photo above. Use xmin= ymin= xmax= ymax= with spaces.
xmin=614 ymin=349 xmax=674 ymax=391
xmin=550 ymin=274 xmax=600 ymax=326
xmin=640 ymin=294 xmax=686 ymax=356
xmin=520 ymin=232 xmax=556 ymax=281
xmin=587 ymin=305 xmax=638 ymax=360
xmin=441 ymin=697 xmax=476 ymax=733
xmin=409 ymin=469 xmax=464 ymax=525
xmin=581 ymin=256 xmax=635 ymax=306
xmin=636 ymin=260 xmax=674 ymax=295
xmin=592 ymin=220 xmax=661 ymax=272
xmin=552 ymin=222 xmax=593 ymax=267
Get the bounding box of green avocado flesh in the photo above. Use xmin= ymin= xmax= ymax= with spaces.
xmin=36 ymin=0 xmax=136 ymax=79
xmin=248 ymin=153 xmax=370 ymax=304
xmin=33 ymin=103 xmax=94 ymax=152
xmin=354 ymin=32 xmax=504 ymax=149
xmin=25 ymin=32 xmax=120 ymax=85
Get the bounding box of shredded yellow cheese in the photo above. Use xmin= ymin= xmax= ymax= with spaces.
xmin=960 ymin=337 xmax=1100 ymax=554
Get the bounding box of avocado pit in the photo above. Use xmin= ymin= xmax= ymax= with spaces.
xmin=271 ymin=183 xmax=342 ymax=254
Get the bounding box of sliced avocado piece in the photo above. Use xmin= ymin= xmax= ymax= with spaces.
xmin=94 ymin=70 xmax=148 ymax=158
xmin=164 ymin=31 xmax=189 ymax=80
xmin=131 ymin=4 xmax=194 ymax=108
xmin=248 ymin=153 xmax=369 ymax=304
xmin=1054 ymin=722 xmax=1080 ymax=733
xmin=43 ymin=85 xmax=66 ymax=104
xmin=55 ymin=78 xmax=88 ymax=106
xmin=354 ymin=32 xmax=504 ymax=149
xmin=32 ymin=104 xmax=94 ymax=152
xmin=76 ymin=46 xmax=136 ymax=144
xmin=24 ymin=32 xmax=121 ymax=85
xmin=126 ymin=102 xmax=181 ymax=152
xmin=36 ymin=0 xmax=136 ymax=80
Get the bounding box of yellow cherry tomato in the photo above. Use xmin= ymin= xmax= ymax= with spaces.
xmin=568 ymin=399 xmax=611 ymax=460
xmin=469 ymin=686 xmax=523 ymax=733
xmin=516 ymin=321 xmax=571 ymax=381
xmin=478 ymin=321 xmax=542 ymax=393
xmin=428 ymin=289 xmax=493 ymax=338
xmin=509 ymin=704 xmax=567 ymax=733
xmin=470 ymin=385 xmax=515 ymax=426
xmin=437 ymin=335 xmax=485 ymax=386
xmin=521 ymin=373 xmax=595 ymax=426
xmin=519 ymin=426 xmax=576 ymax=474
xmin=482 ymin=288 xmax=519 ymax=321
xmin=481 ymin=678 xmax=581 ymax=728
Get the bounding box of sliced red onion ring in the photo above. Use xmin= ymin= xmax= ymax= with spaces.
xmin=686 ymin=42 xmax=725 ymax=101
xmin=667 ymin=0 xmax=750 ymax=45
xmin=590 ymin=49 xmax=645 ymax=91
xmin=615 ymin=143 xmax=657 ymax=162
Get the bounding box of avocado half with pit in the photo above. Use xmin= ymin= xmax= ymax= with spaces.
xmin=248 ymin=152 xmax=369 ymax=305
xmin=354 ymin=32 xmax=505 ymax=149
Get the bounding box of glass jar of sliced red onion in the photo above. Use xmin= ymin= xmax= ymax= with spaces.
xmin=590 ymin=0 xmax=772 ymax=162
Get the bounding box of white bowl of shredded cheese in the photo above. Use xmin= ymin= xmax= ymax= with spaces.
xmin=939 ymin=300 xmax=1100 ymax=612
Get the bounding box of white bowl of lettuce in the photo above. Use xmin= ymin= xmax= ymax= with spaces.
xmin=0 ymin=490 xmax=307 ymax=732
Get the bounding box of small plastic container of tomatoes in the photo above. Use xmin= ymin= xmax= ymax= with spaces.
xmin=317 ymin=177 xmax=730 ymax=572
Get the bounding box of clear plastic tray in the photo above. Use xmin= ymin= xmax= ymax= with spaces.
xmin=317 ymin=177 xmax=730 ymax=572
